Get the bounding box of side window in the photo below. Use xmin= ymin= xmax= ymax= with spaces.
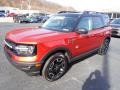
xmin=77 ymin=17 xmax=92 ymax=31
xmin=92 ymin=17 xmax=104 ymax=29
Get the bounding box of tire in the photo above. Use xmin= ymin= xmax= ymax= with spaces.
xmin=42 ymin=53 xmax=68 ymax=82
xmin=98 ymin=39 xmax=110 ymax=55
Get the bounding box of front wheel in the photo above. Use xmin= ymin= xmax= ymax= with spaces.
xmin=98 ymin=39 xmax=110 ymax=55
xmin=42 ymin=53 xmax=68 ymax=82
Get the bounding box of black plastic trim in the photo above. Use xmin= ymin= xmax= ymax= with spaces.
xmin=4 ymin=47 xmax=40 ymax=75
xmin=40 ymin=47 xmax=72 ymax=64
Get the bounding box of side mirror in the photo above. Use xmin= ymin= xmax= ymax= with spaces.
xmin=76 ymin=28 xmax=88 ymax=34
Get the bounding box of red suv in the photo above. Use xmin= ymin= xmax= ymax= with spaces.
xmin=4 ymin=11 xmax=111 ymax=81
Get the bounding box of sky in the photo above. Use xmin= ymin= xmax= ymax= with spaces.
xmin=47 ymin=0 xmax=120 ymax=12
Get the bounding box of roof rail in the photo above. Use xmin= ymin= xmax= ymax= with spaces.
xmin=58 ymin=11 xmax=80 ymax=14
xmin=83 ymin=11 xmax=104 ymax=14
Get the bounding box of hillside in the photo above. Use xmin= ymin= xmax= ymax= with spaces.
xmin=0 ymin=0 xmax=75 ymax=12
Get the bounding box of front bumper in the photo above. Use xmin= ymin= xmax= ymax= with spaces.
xmin=4 ymin=46 xmax=41 ymax=75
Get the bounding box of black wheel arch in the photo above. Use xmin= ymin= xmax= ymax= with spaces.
xmin=104 ymin=36 xmax=111 ymax=44
xmin=39 ymin=47 xmax=72 ymax=74
xmin=105 ymin=36 xmax=111 ymax=41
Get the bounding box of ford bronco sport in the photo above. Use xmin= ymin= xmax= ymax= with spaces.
xmin=4 ymin=11 xmax=111 ymax=81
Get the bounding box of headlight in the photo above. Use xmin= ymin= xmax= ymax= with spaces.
xmin=15 ymin=45 xmax=36 ymax=56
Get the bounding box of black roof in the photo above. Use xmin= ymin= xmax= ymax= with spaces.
xmin=56 ymin=12 xmax=107 ymax=18
xmin=56 ymin=11 xmax=109 ymax=18
xmin=55 ymin=11 xmax=110 ymax=26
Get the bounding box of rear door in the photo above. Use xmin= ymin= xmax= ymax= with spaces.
xmin=92 ymin=16 xmax=106 ymax=47
xmin=77 ymin=16 xmax=100 ymax=52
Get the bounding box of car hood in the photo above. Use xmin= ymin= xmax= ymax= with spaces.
xmin=6 ymin=27 xmax=67 ymax=44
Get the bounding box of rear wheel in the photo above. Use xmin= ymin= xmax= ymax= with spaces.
xmin=98 ymin=39 xmax=110 ymax=55
xmin=42 ymin=53 xmax=68 ymax=82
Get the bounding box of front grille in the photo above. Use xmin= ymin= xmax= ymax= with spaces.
xmin=5 ymin=39 xmax=17 ymax=54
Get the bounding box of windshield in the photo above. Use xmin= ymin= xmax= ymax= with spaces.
xmin=111 ymin=19 xmax=120 ymax=24
xmin=42 ymin=16 xmax=77 ymax=32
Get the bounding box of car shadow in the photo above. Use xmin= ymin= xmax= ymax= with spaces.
xmin=82 ymin=52 xmax=110 ymax=90
xmin=82 ymin=70 xmax=110 ymax=90
xmin=64 ymin=49 xmax=110 ymax=90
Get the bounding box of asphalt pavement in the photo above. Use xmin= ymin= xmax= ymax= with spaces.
xmin=0 ymin=23 xmax=120 ymax=90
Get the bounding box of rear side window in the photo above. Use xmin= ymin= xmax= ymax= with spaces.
xmin=92 ymin=17 xmax=104 ymax=29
